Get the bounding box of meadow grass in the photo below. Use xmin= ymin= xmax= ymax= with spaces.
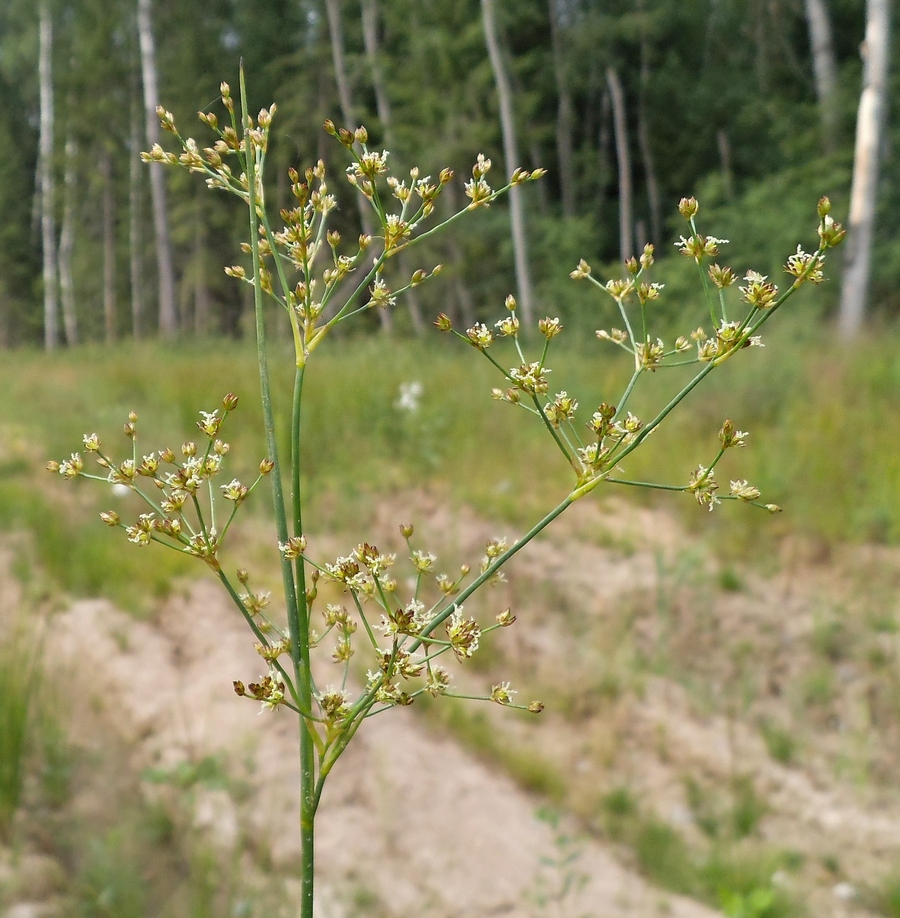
xmin=3 ymin=323 xmax=898 ymax=566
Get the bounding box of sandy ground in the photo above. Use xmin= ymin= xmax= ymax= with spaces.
xmin=8 ymin=492 xmax=900 ymax=917
xmin=43 ymin=576 xmax=720 ymax=918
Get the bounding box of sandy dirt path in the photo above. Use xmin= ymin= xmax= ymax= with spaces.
xmin=47 ymin=578 xmax=721 ymax=918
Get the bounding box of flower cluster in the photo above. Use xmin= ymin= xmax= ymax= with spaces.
xmin=47 ymin=395 xmax=268 ymax=571
xmin=441 ymin=196 xmax=844 ymax=513
xmin=278 ymin=525 xmax=543 ymax=719
xmin=145 ymin=90 xmax=536 ymax=369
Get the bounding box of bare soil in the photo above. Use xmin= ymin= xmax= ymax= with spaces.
xmin=6 ymin=491 xmax=900 ymax=916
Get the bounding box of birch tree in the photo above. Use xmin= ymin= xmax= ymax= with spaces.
xmin=838 ymin=0 xmax=890 ymax=336
xmin=804 ymin=0 xmax=839 ymax=151
xmin=361 ymin=0 xmax=424 ymax=333
xmin=129 ymin=78 xmax=144 ymax=339
xmin=482 ymin=0 xmax=535 ymax=327
xmin=137 ymin=0 xmax=177 ymax=338
xmin=324 ymin=0 xmax=392 ymax=332
xmin=38 ymin=2 xmax=58 ymax=351
xmin=58 ymin=135 xmax=78 ymax=346
xmin=101 ymin=148 xmax=117 ymax=342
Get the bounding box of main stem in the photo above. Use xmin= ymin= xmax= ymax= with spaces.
xmin=292 ymin=365 xmax=316 ymax=918
xmin=239 ymin=70 xmax=315 ymax=918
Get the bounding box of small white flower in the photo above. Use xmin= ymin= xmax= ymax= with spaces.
xmin=396 ymin=381 xmax=423 ymax=413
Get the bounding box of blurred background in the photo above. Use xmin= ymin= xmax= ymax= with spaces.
xmin=1 ymin=0 xmax=900 ymax=916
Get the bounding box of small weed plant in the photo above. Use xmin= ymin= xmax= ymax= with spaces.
xmin=47 ymin=71 xmax=844 ymax=915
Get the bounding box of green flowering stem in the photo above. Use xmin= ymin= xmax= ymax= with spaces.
xmin=688 ymin=217 xmax=719 ymax=327
xmin=615 ymin=359 xmax=718 ymax=466
xmin=420 ymin=496 xmax=576 ymax=640
xmin=214 ymin=569 xmax=306 ymax=707
xmin=289 ymin=363 xmax=318 ymax=875
xmin=351 ymin=593 xmax=381 ymax=652
xmin=703 ymin=446 xmax=727 ymax=477
xmin=238 ymin=69 xmax=315 ymax=918
xmin=718 ymin=288 xmax=729 ymax=323
xmin=605 ymin=477 xmax=688 ymax=491
xmin=617 ymin=297 xmax=638 ymax=354
xmin=612 ymin=368 xmax=643 ymax=423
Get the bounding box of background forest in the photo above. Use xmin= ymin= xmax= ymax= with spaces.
xmin=0 ymin=0 xmax=892 ymax=346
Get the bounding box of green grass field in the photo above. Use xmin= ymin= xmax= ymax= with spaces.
xmin=1 ymin=323 xmax=899 ymax=609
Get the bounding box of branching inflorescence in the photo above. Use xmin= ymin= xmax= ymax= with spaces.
xmin=47 ymin=71 xmax=844 ymax=918
xmin=438 ymin=194 xmax=843 ymax=512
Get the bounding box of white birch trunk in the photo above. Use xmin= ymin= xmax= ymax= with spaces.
xmin=39 ymin=4 xmax=58 ymax=351
xmin=361 ymin=0 xmax=424 ymax=334
xmin=58 ymin=135 xmax=78 ymax=346
xmin=804 ymin=0 xmax=839 ymax=148
xmin=838 ymin=0 xmax=890 ymax=336
xmin=129 ymin=85 xmax=144 ymax=339
xmin=606 ymin=67 xmax=634 ymax=263
xmin=482 ymin=0 xmax=535 ymax=326
xmin=324 ymin=0 xmax=392 ymax=332
xmin=137 ymin=0 xmax=178 ymax=338
xmin=102 ymin=149 xmax=117 ymax=342
xmin=361 ymin=0 xmax=393 ymax=133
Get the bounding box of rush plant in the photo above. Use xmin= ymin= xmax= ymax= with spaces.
xmin=47 ymin=71 xmax=844 ymax=916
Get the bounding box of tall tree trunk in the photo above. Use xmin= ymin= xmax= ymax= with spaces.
xmin=549 ymin=0 xmax=575 ymax=218
xmin=804 ymin=0 xmax=839 ymax=151
xmin=606 ymin=66 xmax=633 ymax=263
xmin=324 ymin=0 xmax=392 ymax=333
xmin=101 ymin=149 xmax=117 ymax=342
xmin=130 ymin=81 xmax=144 ymax=339
xmin=325 ymin=0 xmax=355 ymax=127
xmin=58 ymin=135 xmax=78 ymax=346
xmin=598 ymin=86 xmax=612 ymax=186
xmin=482 ymin=0 xmax=535 ymax=326
xmin=361 ymin=0 xmax=424 ymax=334
xmin=361 ymin=0 xmax=393 ymax=133
xmin=39 ymin=3 xmax=58 ymax=351
xmin=137 ymin=0 xmax=177 ymax=338
xmin=839 ymin=0 xmax=890 ymax=337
